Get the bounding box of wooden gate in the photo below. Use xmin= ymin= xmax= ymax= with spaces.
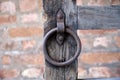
xmin=43 ymin=0 xmax=120 ymax=80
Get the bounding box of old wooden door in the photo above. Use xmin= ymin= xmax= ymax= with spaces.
xmin=43 ymin=0 xmax=120 ymax=80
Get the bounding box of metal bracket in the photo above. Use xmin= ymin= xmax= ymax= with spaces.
xmin=56 ymin=9 xmax=65 ymax=45
xmin=43 ymin=9 xmax=81 ymax=66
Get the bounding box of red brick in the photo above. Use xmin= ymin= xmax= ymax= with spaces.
xmin=111 ymin=0 xmax=120 ymax=5
xmin=115 ymin=36 xmax=120 ymax=48
xmin=76 ymin=0 xmax=83 ymax=6
xmin=22 ymin=40 xmax=36 ymax=50
xmin=77 ymin=29 xmax=117 ymax=35
xmin=97 ymin=0 xmax=110 ymax=6
xmin=80 ymin=53 xmax=120 ymax=64
xmin=0 ymin=1 xmax=16 ymax=14
xmin=2 ymin=55 xmax=11 ymax=65
xmin=9 ymin=27 xmax=43 ymax=38
xmin=80 ymin=37 xmax=93 ymax=48
xmin=21 ymin=13 xmax=38 ymax=23
xmin=3 ymin=41 xmax=18 ymax=50
xmin=22 ymin=68 xmax=43 ymax=78
xmin=14 ymin=53 xmax=44 ymax=66
xmin=116 ymin=68 xmax=120 ymax=77
xmin=19 ymin=0 xmax=37 ymax=12
xmin=0 ymin=69 xmax=20 ymax=79
xmin=88 ymin=0 xmax=97 ymax=6
xmin=78 ymin=67 xmax=87 ymax=78
xmin=0 ymin=15 xmax=16 ymax=24
xmin=89 ymin=67 xmax=112 ymax=78
xmin=0 ymin=41 xmax=19 ymax=51
xmin=93 ymin=36 xmax=111 ymax=48
xmin=88 ymin=0 xmax=110 ymax=6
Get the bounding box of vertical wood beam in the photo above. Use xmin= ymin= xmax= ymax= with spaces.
xmin=43 ymin=0 xmax=78 ymax=80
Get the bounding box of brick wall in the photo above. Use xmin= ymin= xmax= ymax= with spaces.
xmin=0 ymin=0 xmax=44 ymax=79
xmin=0 ymin=0 xmax=120 ymax=80
xmin=77 ymin=0 xmax=120 ymax=79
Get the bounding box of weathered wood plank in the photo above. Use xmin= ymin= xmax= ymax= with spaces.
xmin=78 ymin=6 xmax=120 ymax=29
xmin=63 ymin=0 xmax=78 ymax=80
xmin=43 ymin=0 xmax=78 ymax=80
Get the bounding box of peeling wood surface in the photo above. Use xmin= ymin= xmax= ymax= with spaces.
xmin=78 ymin=6 xmax=120 ymax=29
xmin=43 ymin=0 xmax=78 ymax=80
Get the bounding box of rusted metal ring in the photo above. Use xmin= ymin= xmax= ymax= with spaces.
xmin=43 ymin=28 xmax=81 ymax=66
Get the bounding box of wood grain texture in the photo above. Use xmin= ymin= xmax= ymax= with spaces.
xmin=43 ymin=0 xmax=78 ymax=80
xmin=78 ymin=6 xmax=120 ymax=29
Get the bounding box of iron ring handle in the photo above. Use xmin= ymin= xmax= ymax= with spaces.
xmin=43 ymin=28 xmax=81 ymax=66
